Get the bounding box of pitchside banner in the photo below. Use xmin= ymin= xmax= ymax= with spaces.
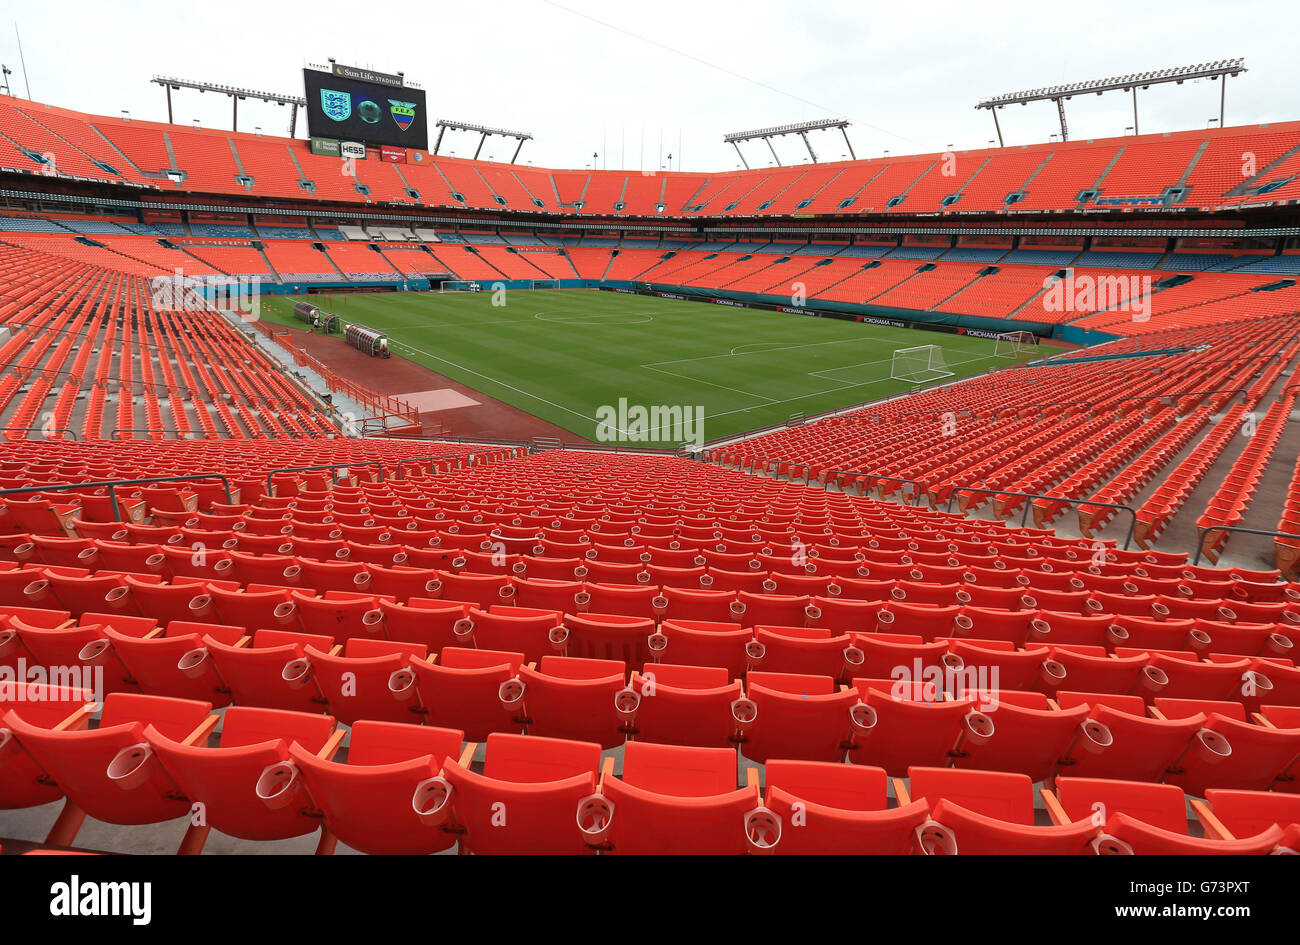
xmin=603 ymin=285 xmax=1049 ymax=339
xmin=303 ymin=67 xmax=429 ymax=151
xmin=309 ymin=137 xmax=341 ymax=157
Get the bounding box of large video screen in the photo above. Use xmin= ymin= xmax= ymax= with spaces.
xmin=303 ymin=68 xmax=429 ymax=151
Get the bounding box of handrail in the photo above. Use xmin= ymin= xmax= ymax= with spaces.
xmin=1193 ymin=524 xmax=1300 ymax=567
xmin=945 ymin=486 xmax=1138 ymax=549
xmin=111 ymin=428 xmax=209 ymax=440
xmin=395 ymin=455 xmax=463 ymax=479
xmin=111 ymin=428 xmax=324 ymax=441
xmin=824 ymin=470 xmax=923 ymax=506
xmin=1116 ymin=387 xmax=1248 ymax=407
xmin=0 ymin=425 xmax=79 ymax=441
xmin=264 ymin=462 xmax=384 ymax=494
xmin=755 ymin=458 xmax=810 ymax=485
xmin=898 ymin=399 xmax=1097 ymax=417
xmin=0 ymin=474 xmax=233 ymax=522
xmin=466 ymin=447 xmax=529 ymax=466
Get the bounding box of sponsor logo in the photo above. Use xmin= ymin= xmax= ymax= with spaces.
xmin=309 ymin=136 xmax=341 ymax=157
xmin=331 ymin=63 xmax=405 ymax=87
xmin=340 ymin=141 xmax=366 ymax=160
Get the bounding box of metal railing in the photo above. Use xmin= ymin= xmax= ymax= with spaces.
xmin=395 ymin=455 xmax=463 ymax=479
xmin=109 ymin=428 xmax=324 ymax=440
xmin=823 ymin=470 xmax=923 ymax=506
xmin=264 ymin=462 xmax=385 ymax=494
xmin=755 ymin=458 xmax=811 ymax=485
xmin=943 ymin=486 xmax=1138 ymax=549
xmin=111 ymin=428 xmax=207 ymax=440
xmin=0 ymin=425 xmax=79 ymax=440
xmin=1193 ymin=524 xmax=1300 ymax=567
xmin=1116 ymin=387 xmax=1247 ymax=409
xmin=0 ymin=474 xmax=233 ymax=522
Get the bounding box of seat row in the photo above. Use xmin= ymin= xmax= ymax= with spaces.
xmin=2 ymin=687 xmax=1297 ymax=855
xmin=4 ymin=563 xmax=1299 ymax=672
xmin=5 ymin=600 xmax=1299 ymax=793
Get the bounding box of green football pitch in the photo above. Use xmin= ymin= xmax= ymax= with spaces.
xmin=259 ymin=289 xmax=1064 ymax=445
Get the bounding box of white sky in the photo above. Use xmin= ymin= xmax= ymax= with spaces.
xmin=0 ymin=0 xmax=1293 ymax=173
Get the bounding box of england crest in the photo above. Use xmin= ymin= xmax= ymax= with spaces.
xmin=389 ymin=100 xmax=416 ymax=132
xmin=320 ymin=89 xmax=351 ymax=122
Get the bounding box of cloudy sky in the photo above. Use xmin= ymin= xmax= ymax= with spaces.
xmin=0 ymin=0 xmax=1292 ymax=172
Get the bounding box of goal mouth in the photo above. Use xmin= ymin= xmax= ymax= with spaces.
xmin=890 ymin=344 xmax=954 ymax=384
xmin=994 ymin=330 xmax=1040 ymax=358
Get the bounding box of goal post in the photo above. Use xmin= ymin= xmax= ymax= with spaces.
xmin=890 ymin=344 xmax=954 ymax=384
xmin=994 ymin=330 xmax=1039 ymax=358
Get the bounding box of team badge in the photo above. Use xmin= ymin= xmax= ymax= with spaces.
xmin=320 ymin=89 xmax=351 ymax=122
xmin=389 ymin=100 xmax=417 ymax=131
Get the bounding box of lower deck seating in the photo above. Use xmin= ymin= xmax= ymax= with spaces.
xmin=1 ymin=447 xmax=1298 ymax=853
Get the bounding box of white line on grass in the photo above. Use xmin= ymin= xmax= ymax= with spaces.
xmin=639 ymin=364 xmax=779 ymax=403
xmin=680 ymin=352 xmax=1006 ymax=422
xmin=389 ymin=340 xmax=605 ymax=427
xmin=391 ymin=337 xmax=682 ymax=439
xmin=645 ymin=333 xmax=885 ymax=369
xmin=533 ymin=312 xmax=655 ymax=325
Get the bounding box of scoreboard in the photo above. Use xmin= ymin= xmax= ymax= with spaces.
xmin=303 ymin=65 xmax=428 ymax=151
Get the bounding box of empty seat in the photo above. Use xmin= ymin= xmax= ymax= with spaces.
xmin=4 ymin=693 xmax=216 ymax=846
xmin=901 ymin=767 xmax=1097 ymax=855
xmin=438 ymin=732 xmax=602 ymax=855
xmin=145 ymin=706 xmax=343 ymax=852
xmin=456 ymin=606 xmax=563 ymax=661
xmin=1050 ymin=777 xmax=1284 ymax=854
xmin=852 ymin=679 xmax=992 ymax=776
xmin=624 ymin=663 xmax=745 ymax=748
xmin=5 ymin=613 xmax=146 ymax=696
xmin=752 ymin=625 xmax=860 ymax=680
xmin=102 ymin=619 xmax=246 ymax=705
xmin=743 ymin=671 xmax=860 ymax=764
xmin=1200 ymin=788 xmax=1300 ymax=846
xmin=1154 ymin=697 xmax=1300 ymax=795
xmin=290 ymin=720 xmax=468 ymax=854
xmin=0 ymin=683 xmax=96 ymax=810
xmin=952 ymin=690 xmax=1094 ymax=782
xmin=763 ymin=759 xmax=928 ymax=854
xmin=299 ymin=638 xmax=428 ymax=725
xmin=408 ymin=647 xmax=525 ymax=740
xmin=560 ymin=612 xmax=655 ymax=666
xmin=201 ymin=628 xmax=336 ymax=713
xmin=590 ymin=741 xmax=770 ymax=854
xmin=653 ymin=619 xmax=754 ymax=678
xmin=1053 ymin=691 xmax=1206 ymax=783
xmin=510 ymin=656 xmax=628 ymax=748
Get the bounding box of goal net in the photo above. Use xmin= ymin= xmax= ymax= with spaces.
xmin=890 ymin=344 xmax=953 ymax=384
xmin=994 ymin=330 xmax=1039 ymax=358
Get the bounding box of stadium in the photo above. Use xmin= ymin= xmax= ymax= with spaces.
xmin=0 ymin=1 xmax=1297 ymax=885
